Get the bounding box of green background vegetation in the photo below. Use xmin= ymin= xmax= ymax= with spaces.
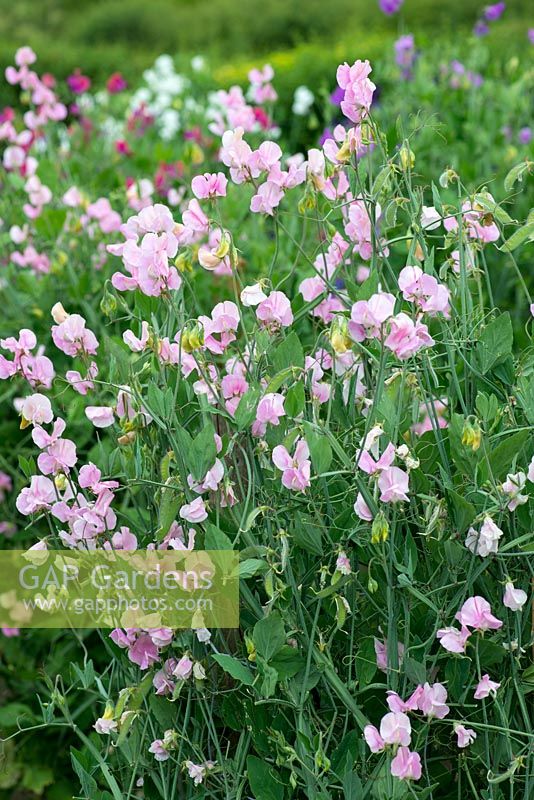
xmin=0 ymin=0 xmax=531 ymax=91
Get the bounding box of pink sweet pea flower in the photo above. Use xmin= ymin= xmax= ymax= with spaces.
xmin=379 ymin=712 xmax=411 ymax=746
xmin=250 ymin=181 xmax=284 ymax=215
xmin=377 ymin=466 xmax=409 ymax=503
xmin=191 ymin=172 xmax=228 ymax=200
xmin=418 ymin=683 xmax=449 ymax=719
xmin=128 ymin=634 xmax=160 ymax=669
xmin=336 ymin=59 xmax=376 ymax=124
xmin=85 ymin=406 xmax=115 ymax=428
xmin=148 ymin=739 xmax=169 ymax=761
xmin=256 ymin=291 xmax=293 ymax=329
xmin=363 ymin=724 xmax=385 ymax=753
xmin=349 ymin=292 xmax=395 ymax=342
xmin=384 ymin=313 xmax=434 ymax=360
xmin=390 ymin=747 xmax=422 ymax=781
xmin=253 ymin=393 xmax=286 ymax=436
xmin=52 ymin=313 xmax=99 ymax=357
xmin=20 ymin=393 xmax=53 ymax=425
xmin=503 ymin=582 xmax=527 ymax=612
xmin=436 ymin=625 xmax=471 ymax=653
xmin=474 ymin=674 xmax=500 ymax=700
xmin=358 ymin=442 xmax=395 ymax=475
xmin=16 ymin=475 xmax=56 ymax=515
xmin=179 ymin=497 xmax=208 ymax=523
xmin=454 ymin=723 xmax=477 ymax=748
xmin=123 ymin=322 xmax=150 ymax=352
xmin=173 ymin=655 xmax=194 ymax=680
xmin=272 ymin=438 xmax=311 ymax=491
xmin=386 ymin=686 xmax=423 ymax=713
xmin=106 ymin=72 xmax=127 ymax=93
xmin=354 ymin=492 xmax=374 ymax=521
xmin=456 ymin=596 xmax=503 ymax=631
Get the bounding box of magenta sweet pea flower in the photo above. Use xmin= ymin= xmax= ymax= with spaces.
xmin=378 ymin=0 xmax=404 ymax=14
xmin=106 ymin=72 xmax=127 ymax=93
xmin=67 ymin=69 xmax=91 ymax=94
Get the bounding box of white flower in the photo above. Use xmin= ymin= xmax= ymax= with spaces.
xmin=292 ymin=86 xmax=315 ymax=115
xmin=240 ymin=283 xmax=268 ymax=306
xmin=465 ymin=516 xmax=503 ymax=557
xmin=421 ymin=205 xmax=441 ymax=230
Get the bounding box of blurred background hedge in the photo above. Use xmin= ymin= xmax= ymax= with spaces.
xmin=0 ymin=0 xmax=531 ymax=95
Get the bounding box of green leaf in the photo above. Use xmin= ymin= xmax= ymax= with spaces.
xmin=253 ymin=613 xmax=286 ymax=661
xmin=204 ymin=523 xmax=233 ymax=550
xmin=22 ymin=765 xmax=54 ymax=794
xmin=447 ymin=489 xmax=476 ymax=533
xmin=239 ymin=558 xmax=268 ymax=578
xmin=476 ymin=313 xmax=513 ymax=374
xmin=504 ymin=160 xmax=532 ymax=193
xmin=190 ymin=423 xmax=216 ymax=480
xmin=473 ymin=192 xmax=515 ymax=225
xmin=257 ymin=659 xmax=279 ymax=698
xmin=271 ymin=331 xmax=304 ymax=373
xmin=284 ymin=381 xmax=305 ymax=417
xmin=355 ymin=637 xmax=377 ymax=688
xmin=293 ymin=513 xmax=323 ymax=556
xmin=234 ymin=386 xmax=261 ymax=430
xmin=0 ymin=702 xmax=34 ymax=728
xmin=403 ymin=657 xmax=426 ymax=685
xmin=269 ymin=646 xmax=305 ymax=679
xmin=479 ymin=430 xmax=531 ymax=482
xmin=516 ymin=374 xmax=534 ymax=424
xmin=302 ymin=422 xmax=332 ymax=474
xmin=247 ymin=756 xmax=285 ymax=800
xmin=212 ymin=654 xmax=255 ymax=686
xmin=70 ymin=750 xmax=98 ymax=797
xmin=499 ymin=222 xmax=534 ymax=252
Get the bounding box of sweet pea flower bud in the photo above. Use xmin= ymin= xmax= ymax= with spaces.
xmin=330 ymin=316 xmax=351 ymax=354
xmin=100 ymin=287 xmax=118 ymax=317
xmin=462 ymin=418 xmax=482 ymax=451
xmin=214 ymin=231 xmax=231 ymax=260
xmin=193 ymin=662 xmax=206 ymax=680
xmin=399 ymin=142 xmax=415 ymax=170
xmin=371 ymin=512 xmax=389 ymax=544
xmin=368 ymin=575 xmax=379 ymax=593
xmin=118 ymin=431 xmax=136 ymax=446
xmin=54 ymin=474 xmax=68 ymax=492
xmin=51 ymin=302 xmax=69 ymax=323
xmin=175 ymin=251 xmax=193 ymax=273
xmin=439 ymin=168 xmax=458 ymax=188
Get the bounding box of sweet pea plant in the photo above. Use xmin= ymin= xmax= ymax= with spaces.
xmin=1 ymin=40 xmax=534 ymax=800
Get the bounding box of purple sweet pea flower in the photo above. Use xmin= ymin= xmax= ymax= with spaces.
xmin=484 ymin=2 xmax=505 ymax=21
xmin=379 ymin=0 xmax=404 ymax=15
